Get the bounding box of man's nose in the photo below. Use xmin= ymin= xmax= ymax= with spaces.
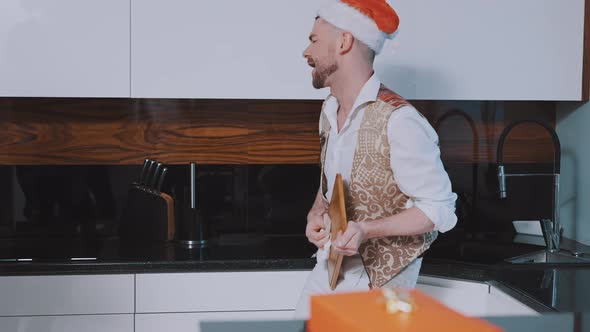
xmin=303 ymin=46 xmax=310 ymax=59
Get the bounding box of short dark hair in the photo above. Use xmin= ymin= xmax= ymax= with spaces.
xmin=367 ymin=48 xmax=376 ymax=63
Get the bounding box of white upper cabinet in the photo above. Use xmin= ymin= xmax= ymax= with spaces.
xmin=131 ymin=0 xmax=327 ymax=99
xmin=131 ymin=0 xmax=586 ymax=101
xmin=0 ymin=0 xmax=130 ymax=97
xmin=0 ymin=0 xmax=585 ymax=100
xmin=383 ymin=0 xmax=585 ymax=101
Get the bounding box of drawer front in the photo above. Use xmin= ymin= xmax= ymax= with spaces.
xmin=0 ymin=274 xmax=134 ymax=316
xmin=136 ymin=311 xmax=295 ymax=332
xmin=0 ymin=314 xmax=133 ymax=332
xmin=136 ymin=271 xmax=310 ymax=313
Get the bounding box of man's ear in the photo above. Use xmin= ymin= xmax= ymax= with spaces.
xmin=339 ymin=32 xmax=354 ymax=55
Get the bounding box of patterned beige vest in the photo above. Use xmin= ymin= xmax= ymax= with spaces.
xmin=320 ymin=85 xmax=438 ymax=288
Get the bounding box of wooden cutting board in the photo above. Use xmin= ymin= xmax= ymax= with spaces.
xmin=328 ymin=173 xmax=348 ymax=290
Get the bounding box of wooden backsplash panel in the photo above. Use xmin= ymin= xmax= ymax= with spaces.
xmin=0 ymin=98 xmax=140 ymax=164
xmin=0 ymin=98 xmax=555 ymax=165
xmin=242 ymin=100 xmax=320 ymax=164
xmin=131 ymin=99 xmax=250 ymax=164
xmin=415 ymin=100 xmax=557 ymax=164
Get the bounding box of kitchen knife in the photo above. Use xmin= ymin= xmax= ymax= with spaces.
xmin=150 ymin=162 xmax=163 ymax=190
xmin=156 ymin=167 xmax=168 ymax=193
xmin=144 ymin=160 xmax=157 ymax=188
xmin=138 ymin=159 xmax=150 ymax=185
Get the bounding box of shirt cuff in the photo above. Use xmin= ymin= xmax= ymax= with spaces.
xmin=413 ymin=200 xmax=457 ymax=233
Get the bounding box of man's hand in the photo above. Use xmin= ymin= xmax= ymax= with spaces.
xmin=333 ymin=221 xmax=366 ymax=256
xmin=306 ymin=212 xmax=329 ymax=249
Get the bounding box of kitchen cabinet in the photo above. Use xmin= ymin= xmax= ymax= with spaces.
xmin=0 ymin=271 xmax=538 ymax=331
xmin=385 ymin=0 xmax=585 ymax=101
xmin=130 ymin=0 xmax=326 ymax=100
xmin=135 ymin=271 xmax=310 ymax=332
xmin=133 ymin=271 xmax=536 ymax=331
xmin=0 ymin=0 xmax=130 ymax=97
xmin=136 ymin=311 xmax=295 ymax=332
xmin=132 ymin=0 xmax=585 ymax=100
xmin=0 ymin=0 xmax=583 ymax=100
xmin=417 ymin=276 xmax=538 ymax=316
xmin=0 ymin=274 xmax=134 ymax=316
xmin=0 ymin=315 xmax=133 ymax=332
xmin=135 ymin=271 xmax=310 ymax=313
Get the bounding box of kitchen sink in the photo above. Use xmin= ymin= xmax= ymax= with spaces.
xmin=506 ymin=249 xmax=590 ymax=264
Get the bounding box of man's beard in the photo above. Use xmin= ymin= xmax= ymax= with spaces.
xmin=312 ymin=61 xmax=338 ymax=89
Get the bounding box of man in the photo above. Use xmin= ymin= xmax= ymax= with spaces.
xmin=295 ymin=0 xmax=457 ymax=318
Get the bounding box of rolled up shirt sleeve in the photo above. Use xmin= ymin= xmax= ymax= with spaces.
xmin=387 ymin=106 xmax=458 ymax=233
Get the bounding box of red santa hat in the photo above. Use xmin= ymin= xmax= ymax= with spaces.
xmin=317 ymin=0 xmax=400 ymax=54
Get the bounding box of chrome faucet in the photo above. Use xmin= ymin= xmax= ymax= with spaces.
xmin=496 ymin=120 xmax=561 ymax=252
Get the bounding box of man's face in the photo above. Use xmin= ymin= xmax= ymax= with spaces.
xmin=303 ymin=19 xmax=339 ymax=89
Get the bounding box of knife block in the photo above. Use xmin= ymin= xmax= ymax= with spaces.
xmin=119 ymin=185 xmax=175 ymax=243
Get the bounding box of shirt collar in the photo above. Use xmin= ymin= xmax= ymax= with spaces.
xmin=323 ymin=73 xmax=381 ymax=131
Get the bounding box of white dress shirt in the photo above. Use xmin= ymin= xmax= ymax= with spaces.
xmin=321 ymin=74 xmax=457 ymax=233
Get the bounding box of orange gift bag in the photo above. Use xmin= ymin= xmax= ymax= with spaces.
xmin=308 ymin=289 xmax=503 ymax=332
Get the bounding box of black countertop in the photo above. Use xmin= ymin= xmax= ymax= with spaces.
xmin=0 ymin=235 xmax=318 ymax=274
xmin=2 ymin=233 xmax=590 ymax=314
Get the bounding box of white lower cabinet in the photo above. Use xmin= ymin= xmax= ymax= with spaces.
xmin=0 ymin=314 xmax=133 ymax=332
xmin=0 ymin=274 xmax=134 ymax=316
xmin=135 ymin=311 xmax=295 ymax=332
xmin=417 ymin=276 xmax=538 ymax=317
xmin=486 ymin=285 xmax=539 ymax=316
xmin=135 ymin=271 xmax=310 ymax=313
xmin=134 ymin=271 xmax=310 ymax=332
xmin=0 ymin=271 xmax=539 ymax=331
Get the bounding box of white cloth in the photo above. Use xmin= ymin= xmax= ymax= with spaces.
xmin=314 ymin=214 xmax=333 ymax=263
xmin=293 ymin=255 xmax=423 ymax=319
xmin=321 ymin=73 xmax=457 ymax=233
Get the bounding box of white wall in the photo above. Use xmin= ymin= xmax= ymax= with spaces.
xmin=557 ymin=101 xmax=590 ymax=245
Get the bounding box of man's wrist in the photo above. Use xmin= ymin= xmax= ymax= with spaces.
xmin=357 ymin=218 xmax=391 ymax=240
xmin=307 ymin=209 xmax=324 ymax=220
xmin=358 ymin=221 xmax=372 ymax=241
